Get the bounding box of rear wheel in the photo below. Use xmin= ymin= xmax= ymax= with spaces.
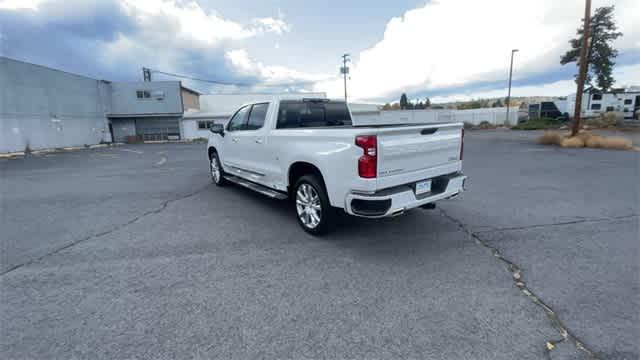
xmin=210 ymin=151 xmax=228 ymax=186
xmin=294 ymin=175 xmax=333 ymax=235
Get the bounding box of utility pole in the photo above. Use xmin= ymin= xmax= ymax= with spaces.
xmin=505 ymin=49 xmax=518 ymax=124
xmin=142 ymin=67 xmax=151 ymax=82
xmin=572 ymin=0 xmax=591 ymax=136
xmin=341 ymin=54 xmax=350 ymax=102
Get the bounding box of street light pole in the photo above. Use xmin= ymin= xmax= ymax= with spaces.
xmin=505 ymin=49 xmax=518 ymax=124
xmin=341 ymin=54 xmax=350 ymax=102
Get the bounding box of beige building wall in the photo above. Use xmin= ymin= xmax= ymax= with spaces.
xmin=181 ymin=89 xmax=200 ymax=111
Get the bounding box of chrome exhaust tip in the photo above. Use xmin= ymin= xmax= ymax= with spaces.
xmin=446 ymin=192 xmax=460 ymax=200
xmin=390 ymin=208 xmax=405 ymax=217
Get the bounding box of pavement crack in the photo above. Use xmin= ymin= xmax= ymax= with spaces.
xmin=1 ymin=185 xmax=210 ymax=276
xmin=473 ymin=214 xmax=639 ymax=234
xmin=438 ymin=207 xmax=600 ymax=359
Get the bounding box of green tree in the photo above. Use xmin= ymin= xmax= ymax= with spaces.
xmin=425 ymin=97 xmax=431 ymax=108
xmin=560 ymin=6 xmax=622 ymax=91
xmin=457 ymin=99 xmax=489 ymax=110
xmin=492 ymin=99 xmax=503 ymax=107
xmin=400 ymin=93 xmax=409 ymax=110
xmin=391 ymin=103 xmax=401 ymax=110
xmin=416 ymin=101 xmax=425 ymax=110
xmin=382 ymin=103 xmax=392 ymax=110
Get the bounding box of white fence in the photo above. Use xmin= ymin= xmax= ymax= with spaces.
xmin=353 ymin=107 xmax=518 ymax=126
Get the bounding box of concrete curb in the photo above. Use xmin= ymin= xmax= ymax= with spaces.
xmin=142 ymin=140 xmax=207 ymax=144
xmin=0 ymin=143 xmax=125 ymax=158
xmin=0 ymin=152 xmax=26 ymax=159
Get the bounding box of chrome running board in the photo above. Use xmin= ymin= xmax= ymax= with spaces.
xmin=224 ymin=175 xmax=288 ymax=200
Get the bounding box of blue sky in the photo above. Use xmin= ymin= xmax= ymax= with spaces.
xmin=1 ymin=0 xmax=638 ymax=103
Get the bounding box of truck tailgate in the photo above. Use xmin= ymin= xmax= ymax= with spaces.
xmin=376 ymin=123 xmax=462 ymax=181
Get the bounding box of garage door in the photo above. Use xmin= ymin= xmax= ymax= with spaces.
xmin=135 ymin=117 xmax=180 ymax=141
xmin=110 ymin=119 xmax=136 ymax=143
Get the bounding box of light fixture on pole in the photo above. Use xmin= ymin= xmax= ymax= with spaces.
xmin=505 ymin=49 xmax=518 ymax=124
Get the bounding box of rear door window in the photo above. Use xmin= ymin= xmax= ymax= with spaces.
xmin=277 ymin=101 xmax=352 ymax=129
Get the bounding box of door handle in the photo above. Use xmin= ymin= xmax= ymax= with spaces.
xmin=255 ymin=138 xmax=264 ymax=144
xmin=231 ymin=138 xmax=239 ymax=143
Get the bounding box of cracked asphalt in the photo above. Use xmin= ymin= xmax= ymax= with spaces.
xmin=1 ymin=130 xmax=638 ymax=360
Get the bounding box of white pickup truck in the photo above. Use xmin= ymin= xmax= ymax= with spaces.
xmin=207 ymin=98 xmax=466 ymax=234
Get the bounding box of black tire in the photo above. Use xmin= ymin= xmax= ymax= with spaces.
xmin=293 ymin=174 xmax=333 ymax=235
xmin=209 ymin=151 xmax=228 ymax=186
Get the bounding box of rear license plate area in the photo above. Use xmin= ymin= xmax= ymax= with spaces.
xmin=415 ymin=179 xmax=432 ymax=195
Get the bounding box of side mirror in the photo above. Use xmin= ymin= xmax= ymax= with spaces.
xmin=209 ymin=123 xmax=224 ymax=136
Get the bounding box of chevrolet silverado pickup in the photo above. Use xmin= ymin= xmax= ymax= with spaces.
xmin=207 ymin=98 xmax=466 ymax=234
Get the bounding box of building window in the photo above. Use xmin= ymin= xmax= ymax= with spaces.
xmin=151 ymin=91 xmax=165 ymax=100
xmin=591 ymin=93 xmax=602 ymax=101
xmin=624 ymin=108 xmax=630 ymax=113
xmin=197 ymin=121 xmax=214 ymax=130
xmin=624 ymin=99 xmax=633 ymax=105
xmin=136 ymin=90 xmax=151 ymax=99
xmin=590 ymin=104 xmax=601 ymax=110
xmin=606 ymin=106 xmax=614 ymax=112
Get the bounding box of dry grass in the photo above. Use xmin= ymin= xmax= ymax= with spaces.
xmin=560 ymin=136 xmax=585 ymax=148
xmin=537 ymin=131 xmax=566 ymax=145
xmin=593 ymin=136 xmax=634 ymax=150
xmin=537 ymin=131 xmax=633 ymax=151
xmin=584 ymin=111 xmax=624 ymax=128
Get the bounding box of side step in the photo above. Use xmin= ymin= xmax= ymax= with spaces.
xmin=224 ymin=175 xmax=288 ymax=200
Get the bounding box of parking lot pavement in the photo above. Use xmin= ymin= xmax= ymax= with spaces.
xmin=440 ymin=130 xmax=639 ymax=359
xmin=1 ymin=132 xmax=638 ymax=359
xmin=0 ymin=144 xmax=211 ymax=273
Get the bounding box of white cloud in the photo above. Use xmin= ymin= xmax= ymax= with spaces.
xmin=89 ymin=0 xmax=297 ymax=84
xmin=253 ymin=17 xmax=290 ymax=35
xmin=429 ymin=63 xmax=640 ymax=103
xmin=224 ymin=49 xmax=325 ymax=85
xmin=314 ymin=0 xmax=640 ymax=101
xmin=0 ymin=0 xmax=48 ymax=10
xmin=119 ymin=0 xmax=289 ymax=47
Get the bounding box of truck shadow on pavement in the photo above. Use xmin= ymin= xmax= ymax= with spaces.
xmin=219 ymin=183 xmax=466 ymax=254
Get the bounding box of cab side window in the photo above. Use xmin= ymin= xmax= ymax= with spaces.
xmin=246 ymin=103 xmax=269 ymax=130
xmin=227 ymin=106 xmax=250 ymax=131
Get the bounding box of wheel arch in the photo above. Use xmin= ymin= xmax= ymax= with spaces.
xmin=288 ymin=162 xmax=326 ymax=193
xmin=208 ymin=146 xmax=217 ymax=159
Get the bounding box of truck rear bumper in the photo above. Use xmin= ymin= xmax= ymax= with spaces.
xmin=344 ymin=173 xmax=467 ymax=218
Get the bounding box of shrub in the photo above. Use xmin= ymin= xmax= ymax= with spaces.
xmin=537 ymin=131 xmax=566 ymax=145
xmin=536 ymin=131 xmax=633 ymax=150
xmin=478 ymin=121 xmax=494 ymax=129
xmin=584 ymin=112 xmax=620 ymax=128
xmin=594 ymin=136 xmax=633 ymax=150
xmin=560 ymin=136 xmax=585 ymax=148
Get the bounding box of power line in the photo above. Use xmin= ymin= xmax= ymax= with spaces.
xmin=147 ymin=68 xmax=325 ymax=88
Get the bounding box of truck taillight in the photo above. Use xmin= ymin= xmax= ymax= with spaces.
xmin=460 ymin=128 xmax=464 ymax=160
xmin=355 ymin=135 xmax=377 ymax=178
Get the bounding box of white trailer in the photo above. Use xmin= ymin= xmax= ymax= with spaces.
xmin=560 ymin=89 xmax=640 ymax=119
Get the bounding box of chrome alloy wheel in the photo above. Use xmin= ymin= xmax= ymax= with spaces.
xmin=210 ymin=155 xmax=221 ymax=183
xmin=295 ymin=183 xmax=322 ymax=229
